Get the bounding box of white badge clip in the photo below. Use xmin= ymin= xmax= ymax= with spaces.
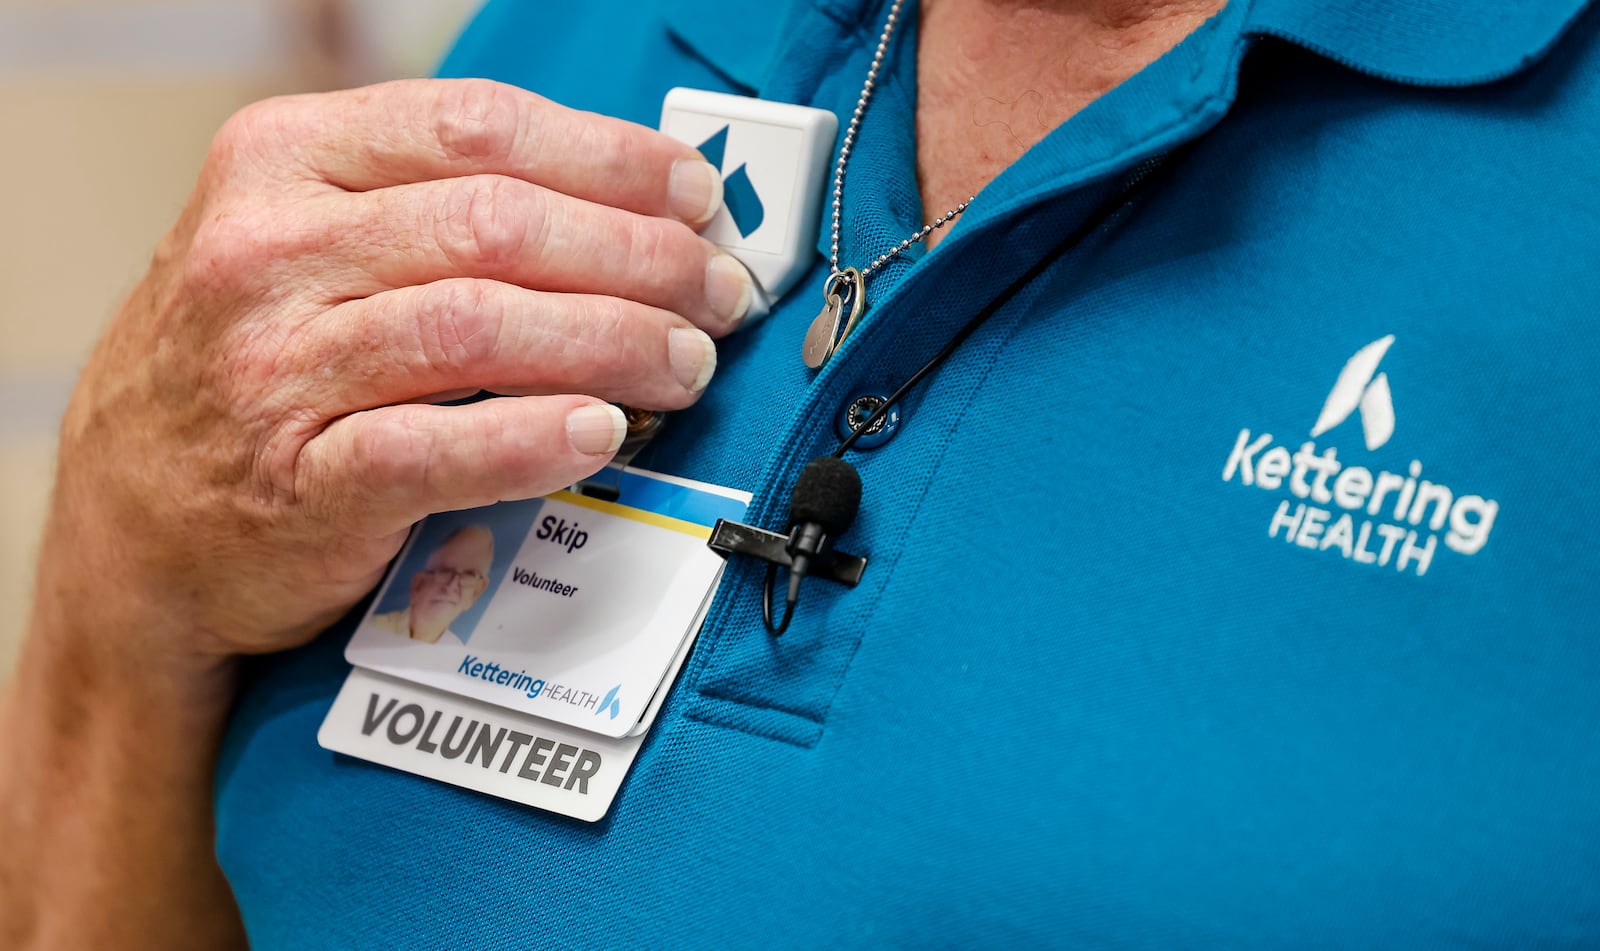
xmin=660 ymin=88 xmax=838 ymax=319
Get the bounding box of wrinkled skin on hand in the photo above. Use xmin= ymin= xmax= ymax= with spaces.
xmin=37 ymin=78 xmax=749 ymax=668
xmin=3 ymin=80 xmax=753 ymax=951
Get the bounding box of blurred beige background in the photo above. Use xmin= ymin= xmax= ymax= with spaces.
xmin=0 ymin=0 xmax=482 ymax=681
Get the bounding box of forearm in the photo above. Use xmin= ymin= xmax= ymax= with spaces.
xmin=1 ymin=574 xmax=247 ymax=951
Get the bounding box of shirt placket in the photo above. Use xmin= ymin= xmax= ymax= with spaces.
xmin=671 ymin=0 xmax=1258 ymax=747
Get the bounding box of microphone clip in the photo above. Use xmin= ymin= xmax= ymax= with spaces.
xmin=710 ymin=455 xmax=865 ymax=635
xmin=706 ymin=520 xmax=868 ymax=588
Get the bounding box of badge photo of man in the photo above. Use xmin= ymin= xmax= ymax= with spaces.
xmin=370 ymin=525 xmax=495 ymax=645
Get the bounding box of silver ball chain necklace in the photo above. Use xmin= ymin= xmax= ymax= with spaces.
xmin=801 ymin=0 xmax=976 ymax=369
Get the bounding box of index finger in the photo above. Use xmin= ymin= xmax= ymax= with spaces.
xmin=270 ymin=78 xmax=724 ymax=226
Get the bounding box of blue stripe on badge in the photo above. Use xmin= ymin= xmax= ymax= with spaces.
xmin=616 ymin=469 xmax=748 ymax=528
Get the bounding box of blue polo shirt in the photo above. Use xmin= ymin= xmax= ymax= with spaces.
xmin=215 ymin=0 xmax=1600 ymax=945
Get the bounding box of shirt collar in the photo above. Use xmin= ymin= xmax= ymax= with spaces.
xmin=1243 ymin=0 xmax=1595 ymax=86
xmin=663 ymin=0 xmax=1595 ymax=93
xmin=659 ymin=0 xmax=838 ymax=91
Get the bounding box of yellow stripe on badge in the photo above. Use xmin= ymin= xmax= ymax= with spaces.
xmin=547 ymin=490 xmax=714 ymax=540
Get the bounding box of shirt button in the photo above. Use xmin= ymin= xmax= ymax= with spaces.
xmin=836 ymin=393 xmax=901 ymax=449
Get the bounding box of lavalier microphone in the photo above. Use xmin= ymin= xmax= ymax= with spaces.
xmin=783 ymin=457 xmax=861 ymax=609
xmin=706 ymin=456 xmax=869 ymax=636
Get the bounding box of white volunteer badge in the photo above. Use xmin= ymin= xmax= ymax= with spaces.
xmin=320 ymin=466 xmax=749 ymax=820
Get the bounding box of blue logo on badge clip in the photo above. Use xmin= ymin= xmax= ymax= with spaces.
xmin=596 ymin=684 xmax=623 ymax=720
xmin=697 ymin=126 xmax=765 ymax=238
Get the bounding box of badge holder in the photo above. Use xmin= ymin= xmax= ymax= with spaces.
xmin=577 ymin=407 xmax=666 ymax=503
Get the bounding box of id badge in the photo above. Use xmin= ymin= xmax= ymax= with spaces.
xmin=320 ymin=466 xmax=749 ymax=820
xmin=342 ymin=467 xmax=747 ymax=736
xmin=318 ymin=590 xmax=708 ymax=822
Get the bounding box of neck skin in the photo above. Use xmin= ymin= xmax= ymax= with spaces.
xmin=916 ymin=0 xmax=1226 ymax=247
xmin=408 ymin=611 xmax=450 ymax=644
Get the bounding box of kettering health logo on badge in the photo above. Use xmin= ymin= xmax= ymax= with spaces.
xmin=595 ymin=685 xmax=622 ymax=721
xmin=1222 ymin=335 xmax=1500 ymax=577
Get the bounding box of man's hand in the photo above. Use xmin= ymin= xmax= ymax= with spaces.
xmin=43 ymin=77 xmax=751 ymax=666
xmin=2 ymin=79 xmax=752 ymax=950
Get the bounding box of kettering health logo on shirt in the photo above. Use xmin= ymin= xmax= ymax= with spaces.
xmin=1221 ymin=335 xmax=1499 ymax=577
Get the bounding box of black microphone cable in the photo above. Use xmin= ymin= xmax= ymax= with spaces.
xmin=832 ymin=151 xmax=1184 ymax=458
xmin=761 ymin=146 xmax=1195 ymax=634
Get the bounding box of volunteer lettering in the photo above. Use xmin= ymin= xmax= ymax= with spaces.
xmin=510 ymin=566 xmax=579 ymax=598
xmin=359 ymin=692 xmax=602 ymax=794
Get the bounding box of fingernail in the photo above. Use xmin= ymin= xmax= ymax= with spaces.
xmin=668 ymin=159 xmax=723 ymax=225
xmin=669 ymin=327 xmax=718 ymax=393
xmin=705 ymin=254 xmax=754 ymax=328
xmin=566 ymin=404 xmax=626 ymax=455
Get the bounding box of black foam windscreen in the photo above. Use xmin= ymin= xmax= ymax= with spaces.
xmin=788 ymin=457 xmax=862 ymax=535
